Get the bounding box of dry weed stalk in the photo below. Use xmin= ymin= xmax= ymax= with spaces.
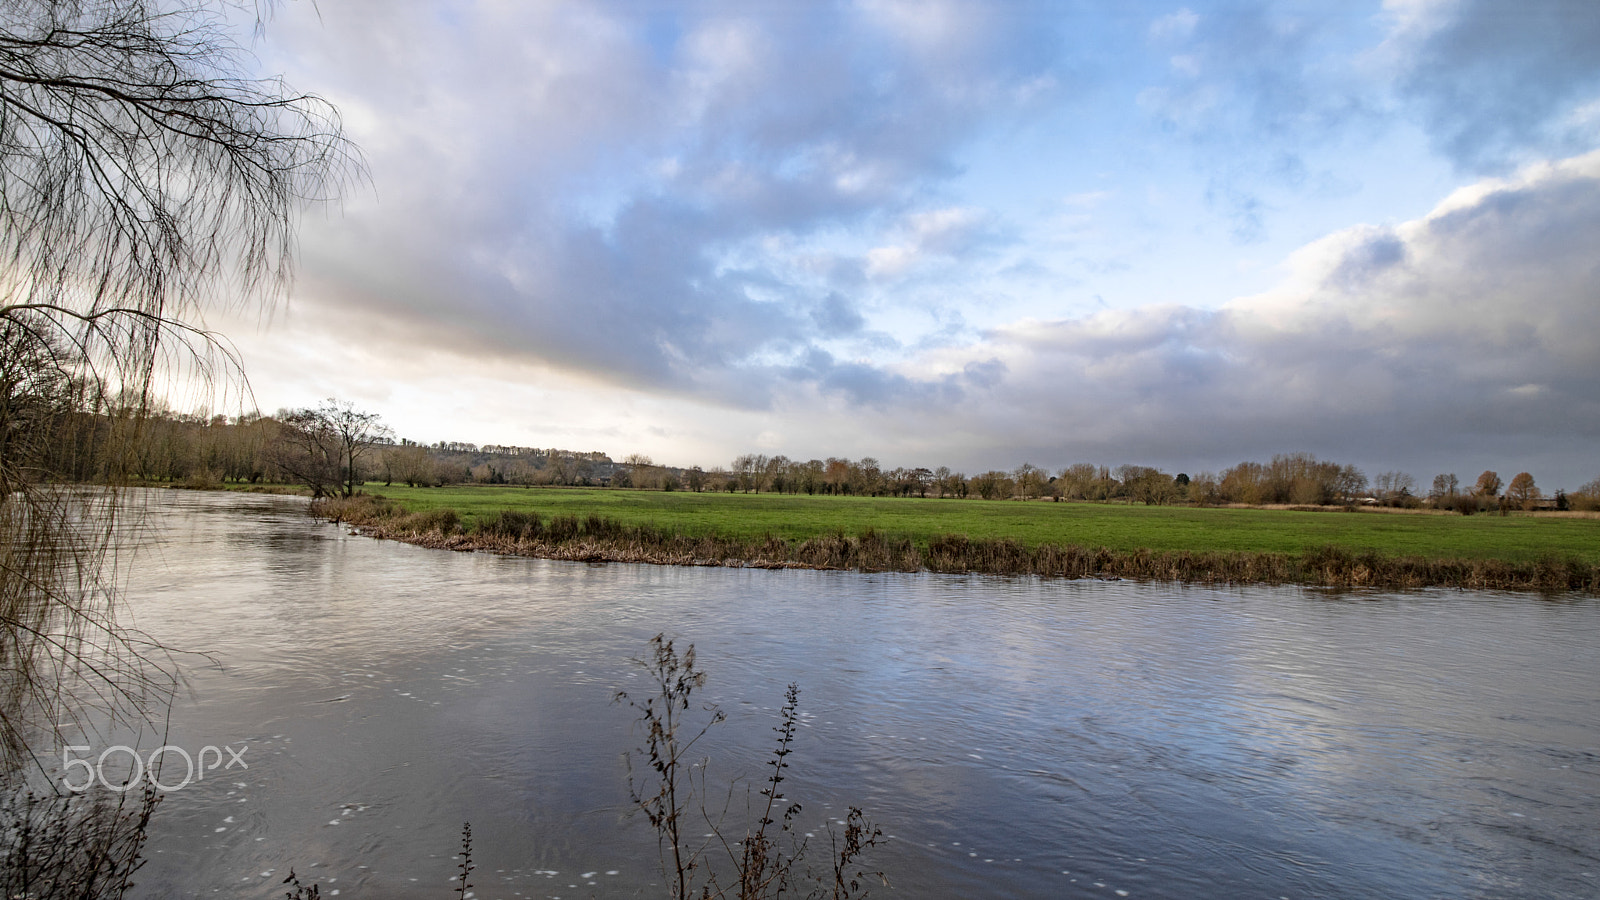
xmin=455 ymin=821 xmax=475 ymax=900
xmin=616 ymin=635 xmax=884 ymax=900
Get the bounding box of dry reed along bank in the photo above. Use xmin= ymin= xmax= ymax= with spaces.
xmin=313 ymin=496 xmax=1600 ymax=593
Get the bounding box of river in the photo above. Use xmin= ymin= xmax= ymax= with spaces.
xmin=82 ymin=490 xmax=1600 ymax=898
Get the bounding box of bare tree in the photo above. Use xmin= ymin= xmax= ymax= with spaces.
xmin=685 ymin=465 xmax=707 ymax=493
xmin=1505 ymin=472 xmax=1540 ymax=510
xmin=272 ymin=399 xmax=390 ymax=498
xmin=1572 ymin=477 xmax=1600 ymax=511
xmin=732 ymin=453 xmax=762 ymax=493
xmin=0 ymin=0 xmax=355 ymax=780
xmin=1012 ymin=463 xmax=1044 ymax=500
xmin=1118 ymin=464 xmax=1176 ymax=506
xmin=1373 ymin=471 xmax=1416 ymax=506
xmin=1335 ymin=464 xmax=1368 ymax=505
xmin=971 ymin=470 xmax=1013 ymax=500
xmin=1187 ymin=471 xmax=1221 ymax=505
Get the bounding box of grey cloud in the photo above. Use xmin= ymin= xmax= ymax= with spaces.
xmin=1397 ymin=0 xmax=1600 ymax=171
xmin=1009 ymin=304 xmax=1213 ymax=360
xmin=819 ymin=361 xmax=944 ymax=409
xmin=811 ymin=293 xmax=866 ymax=335
xmin=273 ymin=0 xmax=1064 ymax=408
xmin=960 ymin=358 xmax=1007 ymax=390
xmin=785 ymin=347 xmax=1005 ymax=411
xmin=1327 ymin=230 xmax=1405 ymax=290
xmin=882 ymin=153 xmax=1600 ymax=483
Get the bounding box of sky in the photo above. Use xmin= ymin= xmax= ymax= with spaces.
xmin=209 ymin=0 xmax=1600 ymax=488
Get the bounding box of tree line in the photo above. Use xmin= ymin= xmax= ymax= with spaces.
xmin=31 ymin=400 xmax=623 ymax=496
xmin=701 ymin=451 xmax=1595 ymax=512
xmin=64 ymin=399 xmax=1600 ymax=514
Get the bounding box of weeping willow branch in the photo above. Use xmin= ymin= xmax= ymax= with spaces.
xmin=0 ymin=0 xmax=357 ymax=781
xmin=0 ymin=0 xmax=358 ymax=318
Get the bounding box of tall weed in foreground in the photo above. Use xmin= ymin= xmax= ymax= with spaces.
xmin=615 ymin=635 xmax=885 ymax=900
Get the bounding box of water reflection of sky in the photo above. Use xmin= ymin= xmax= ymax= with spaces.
xmin=104 ymin=491 xmax=1600 ymax=900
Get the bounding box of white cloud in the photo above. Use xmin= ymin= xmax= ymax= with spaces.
xmin=1150 ymin=8 xmax=1200 ymax=44
xmin=857 ymin=0 xmax=993 ymax=58
xmin=863 ymin=206 xmax=991 ymax=280
xmin=865 ymin=245 xmax=918 ymax=279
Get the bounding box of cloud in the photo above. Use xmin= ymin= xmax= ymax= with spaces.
xmin=1388 ymin=0 xmax=1600 ymax=170
xmin=811 ymin=293 xmax=866 ymax=334
xmin=1135 ymin=0 xmax=1600 ymax=173
xmin=784 ymin=346 xmax=1006 ymax=409
xmin=864 ymin=206 xmax=992 ymax=279
xmin=264 ymin=0 xmax=1060 ymax=408
xmin=1138 ymin=2 xmax=1388 ymax=144
xmin=1131 ymin=1 xmax=1600 ymax=241
xmin=1149 ymin=8 xmax=1200 ymax=43
xmin=1133 ymin=3 xmax=1385 ymax=241
xmin=843 ymin=151 xmax=1600 ymax=480
xmin=237 ymin=3 xmax=1600 ymax=485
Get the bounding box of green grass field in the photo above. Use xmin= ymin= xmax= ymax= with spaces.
xmin=341 ymin=484 xmax=1600 ymax=565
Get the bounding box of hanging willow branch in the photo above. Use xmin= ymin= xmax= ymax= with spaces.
xmin=0 ymin=0 xmax=358 ymax=777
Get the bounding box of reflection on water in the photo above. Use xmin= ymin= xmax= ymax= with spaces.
xmin=97 ymin=491 xmax=1600 ymax=899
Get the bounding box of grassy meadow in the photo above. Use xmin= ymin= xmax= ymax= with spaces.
xmin=341 ymin=484 xmax=1600 ymax=566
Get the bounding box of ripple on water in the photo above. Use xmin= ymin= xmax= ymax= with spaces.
xmin=106 ymin=490 xmax=1600 ymax=900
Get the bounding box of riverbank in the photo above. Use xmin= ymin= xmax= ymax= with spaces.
xmin=327 ymin=483 xmax=1600 ymax=564
xmin=312 ymin=494 xmax=1600 ymax=592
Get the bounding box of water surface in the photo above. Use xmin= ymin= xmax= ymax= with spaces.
xmin=96 ymin=491 xmax=1600 ymax=898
